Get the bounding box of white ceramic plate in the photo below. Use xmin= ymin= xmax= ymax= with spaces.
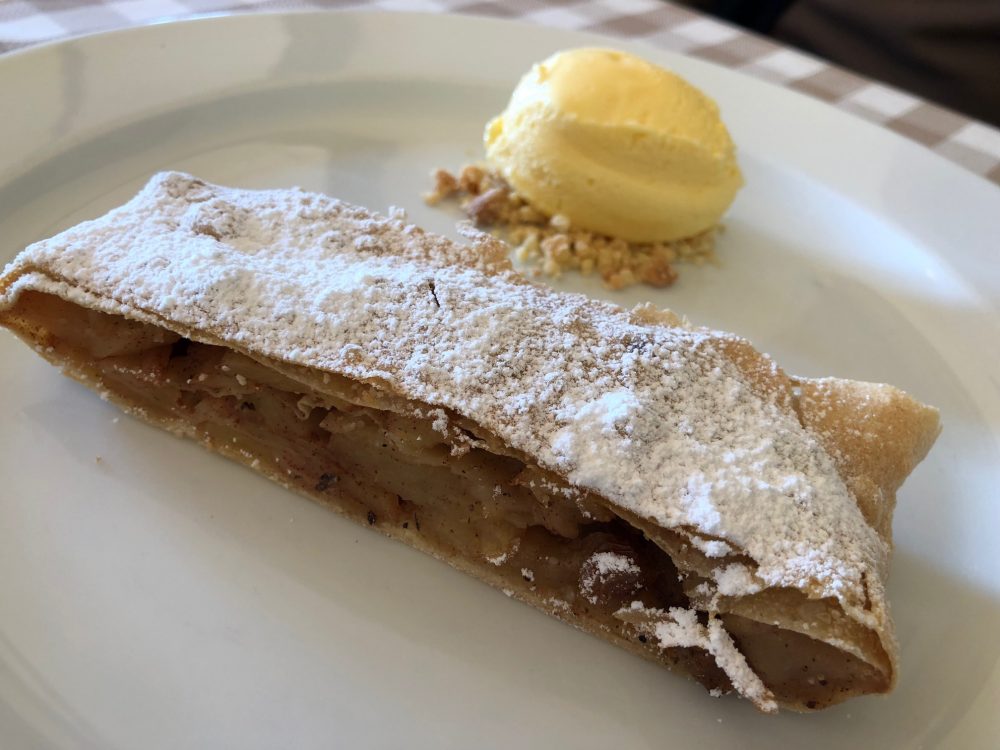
xmin=1 ymin=11 xmax=998 ymax=749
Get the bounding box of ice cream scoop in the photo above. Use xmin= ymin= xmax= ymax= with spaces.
xmin=484 ymin=48 xmax=743 ymax=242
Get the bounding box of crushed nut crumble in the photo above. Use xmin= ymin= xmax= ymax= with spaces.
xmin=425 ymin=165 xmax=718 ymax=290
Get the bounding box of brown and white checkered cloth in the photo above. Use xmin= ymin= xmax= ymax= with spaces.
xmin=3 ymin=0 xmax=1000 ymax=187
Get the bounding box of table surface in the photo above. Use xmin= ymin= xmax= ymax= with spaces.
xmin=2 ymin=0 xmax=999 ymax=189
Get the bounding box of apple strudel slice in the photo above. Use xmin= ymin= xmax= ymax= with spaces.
xmin=0 ymin=172 xmax=940 ymax=713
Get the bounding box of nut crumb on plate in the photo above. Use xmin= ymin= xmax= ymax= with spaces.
xmin=425 ymin=164 xmax=718 ymax=290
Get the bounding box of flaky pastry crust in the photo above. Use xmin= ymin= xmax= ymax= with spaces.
xmin=0 ymin=173 xmax=940 ymax=712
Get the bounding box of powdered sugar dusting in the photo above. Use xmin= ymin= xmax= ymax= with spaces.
xmin=714 ymin=563 xmax=762 ymax=597
xmin=623 ymin=602 xmax=777 ymax=712
xmin=1 ymin=172 xmax=887 ymax=618
xmin=580 ymin=551 xmax=642 ymax=604
xmin=690 ymin=537 xmax=735 ymax=558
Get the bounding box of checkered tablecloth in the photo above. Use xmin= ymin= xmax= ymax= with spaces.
xmin=3 ymin=0 xmax=1000 ymax=187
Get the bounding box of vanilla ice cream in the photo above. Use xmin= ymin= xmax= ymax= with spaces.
xmin=484 ymin=48 xmax=743 ymax=242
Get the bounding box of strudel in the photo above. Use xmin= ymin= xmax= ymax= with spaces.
xmin=0 ymin=173 xmax=940 ymax=712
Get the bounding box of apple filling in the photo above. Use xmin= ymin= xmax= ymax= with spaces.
xmin=8 ymin=290 xmax=885 ymax=709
